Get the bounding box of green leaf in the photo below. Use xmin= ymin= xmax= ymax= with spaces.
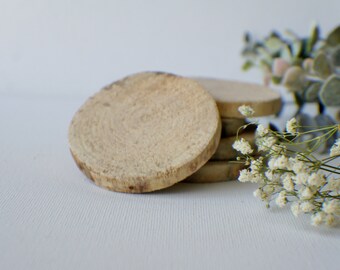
xmin=332 ymin=45 xmax=340 ymax=67
xmin=242 ymin=61 xmax=254 ymax=71
xmin=326 ymin=25 xmax=340 ymax=47
xmin=282 ymin=66 xmax=305 ymax=92
xmin=291 ymin=41 xmax=302 ymax=57
xmin=271 ymin=76 xmax=281 ymax=84
xmin=244 ymin=32 xmax=251 ymax=43
xmin=284 ymin=29 xmax=299 ymax=41
xmin=302 ymin=58 xmax=314 ymax=72
xmin=304 ymin=82 xmax=322 ymax=102
xmin=319 ymin=75 xmax=340 ymax=106
xmin=280 ymin=44 xmax=292 ymax=62
xmin=264 ymin=37 xmax=283 ymax=54
xmin=256 ymin=47 xmax=272 ymax=63
xmin=306 ymin=23 xmax=319 ymax=54
xmin=313 ymin=52 xmax=332 ymax=78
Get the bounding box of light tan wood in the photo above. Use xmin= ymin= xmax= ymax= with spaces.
xmin=211 ymin=132 xmax=256 ymax=161
xmin=185 ymin=161 xmax=246 ymax=183
xmin=69 ymin=72 xmax=221 ymax=193
xmin=194 ymin=78 xmax=282 ymax=118
xmin=221 ymin=118 xmax=247 ymax=137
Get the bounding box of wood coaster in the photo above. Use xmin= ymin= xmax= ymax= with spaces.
xmin=211 ymin=132 xmax=256 ymax=161
xmin=185 ymin=161 xmax=246 ymax=183
xmin=221 ymin=118 xmax=247 ymax=137
xmin=69 ymin=72 xmax=221 ymax=193
xmin=194 ymin=78 xmax=282 ymax=118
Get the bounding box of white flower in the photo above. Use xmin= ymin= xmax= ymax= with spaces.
xmin=250 ymin=157 xmax=263 ymax=175
xmin=293 ymin=172 xmax=309 ymax=185
xmin=325 ymin=214 xmax=336 ymax=226
xmin=264 ymin=170 xmax=280 ymax=183
xmin=330 ymin=138 xmax=340 ymax=157
xmin=269 ymin=144 xmax=287 ymax=156
xmin=291 ymin=202 xmax=301 ymax=217
xmin=282 ymin=174 xmax=295 ymax=192
xmin=286 ymin=117 xmax=298 ymax=134
xmin=299 ymin=187 xmax=314 ymax=200
xmin=238 ymin=105 xmax=255 ymax=117
xmin=267 ymin=158 xmax=276 ymax=170
xmin=256 ymin=124 xmax=269 ymax=137
xmin=274 ymin=155 xmax=289 ymax=170
xmin=311 ymin=212 xmax=326 ymax=226
xmin=263 ymin=185 xmax=276 ymax=195
xmin=275 ymin=191 xmax=287 ymax=208
xmin=238 ymin=169 xmax=253 ymax=183
xmin=323 ymin=178 xmax=340 ymax=193
xmin=253 ymin=188 xmax=268 ymax=201
xmin=308 ymin=172 xmax=326 ymax=188
xmin=232 ymin=138 xmax=253 ymax=155
xmin=300 ymin=201 xmax=315 ymax=213
xmin=322 ymin=200 xmax=340 ymax=215
xmin=256 ymin=136 xmax=277 ymax=152
xmin=289 ymin=157 xmax=308 ymax=174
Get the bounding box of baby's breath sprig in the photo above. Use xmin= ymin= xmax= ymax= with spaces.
xmin=233 ymin=105 xmax=340 ymax=227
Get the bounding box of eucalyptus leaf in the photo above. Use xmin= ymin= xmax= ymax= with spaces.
xmin=256 ymin=47 xmax=272 ymax=63
xmin=314 ymin=114 xmax=338 ymax=153
xmin=282 ymin=66 xmax=305 ymax=92
xmin=302 ymin=58 xmax=314 ymax=72
xmin=242 ymin=61 xmax=254 ymax=71
xmin=304 ymin=82 xmax=322 ymax=102
xmin=244 ymin=32 xmax=251 ymax=43
xmin=292 ymin=41 xmax=302 ymax=57
xmin=295 ymin=113 xmax=322 ymax=150
xmin=332 ymin=45 xmax=340 ymax=67
xmin=326 ymin=25 xmax=340 ymax=47
xmin=306 ymin=23 xmax=319 ymax=54
xmin=264 ymin=37 xmax=283 ymax=54
xmin=313 ymin=52 xmax=332 ymax=78
xmin=319 ymin=75 xmax=340 ymax=106
xmin=296 ymin=113 xmax=317 ymax=132
xmin=284 ymin=29 xmax=299 ymax=41
xmin=280 ymin=44 xmax=292 ymax=62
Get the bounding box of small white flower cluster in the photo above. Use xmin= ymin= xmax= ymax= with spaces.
xmin=330 ymin=138 xmax=340 ymax=157
xmin=232 ymin=138 xmax=253 ymax=155
xmin=286 ymin=117 xmax=298 ymax=135
xmin=238 ymin=105 xmax=255 ymax=117
xmin=233 ymin=105 xmax=340 ymax=227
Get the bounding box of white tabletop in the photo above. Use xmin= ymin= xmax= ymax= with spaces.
xmin=1 ymin=94 xmax=340 ymax=270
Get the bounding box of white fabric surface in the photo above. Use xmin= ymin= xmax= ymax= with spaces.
xmin=1 ymin=94 xmax=340 ymax=270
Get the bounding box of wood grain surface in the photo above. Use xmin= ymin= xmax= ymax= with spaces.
xmin=221 ymin=118 xmax=247 ymax=137
xmin=194 ymin=78 xmax=282 ymax=118
xmin=185 ymin=161 xmax=246 ymax=183
xmin=69 ymin=72 xmax=221 ymax=193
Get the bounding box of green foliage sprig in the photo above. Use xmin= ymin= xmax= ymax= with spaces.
xmin=242 ymin=24 xmax=340 ymax=110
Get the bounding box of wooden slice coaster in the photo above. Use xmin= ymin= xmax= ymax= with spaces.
xmin=185 ymin=161 xmax=246 ymax=183
xmin=221 ymin=118 xmax=247 ymax=137
xmin=211 ymin=132 xmax=256 ymax=161
xmin=194 ymin=78 xmax=282 ymax=118
xmin=69 ymin=72 xmax=221 ymax=193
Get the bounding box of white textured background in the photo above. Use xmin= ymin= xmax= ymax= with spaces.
xmin=1 ymin=1 xmax=340 ymax=270
xmin=1 ymin=0 xmax=340 ymax=97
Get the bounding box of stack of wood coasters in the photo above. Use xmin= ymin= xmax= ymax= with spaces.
xmin=69 ymin=73 xmax=281 ymax=193
xmin=185 ymin=78 xmax=282 ymax=183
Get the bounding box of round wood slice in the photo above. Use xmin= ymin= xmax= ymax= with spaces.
xmin=185 ymin=161 xmax=246 ymax=183
xmin=211 ymin=132 xmax=256 ymax=161
xmin=221 ymin=118 xmax=247 ymax=137
xmin=69 ymin=72 xmax=221 ymax=193
xmin=194 ymin=78 xmax=282 ymax=118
